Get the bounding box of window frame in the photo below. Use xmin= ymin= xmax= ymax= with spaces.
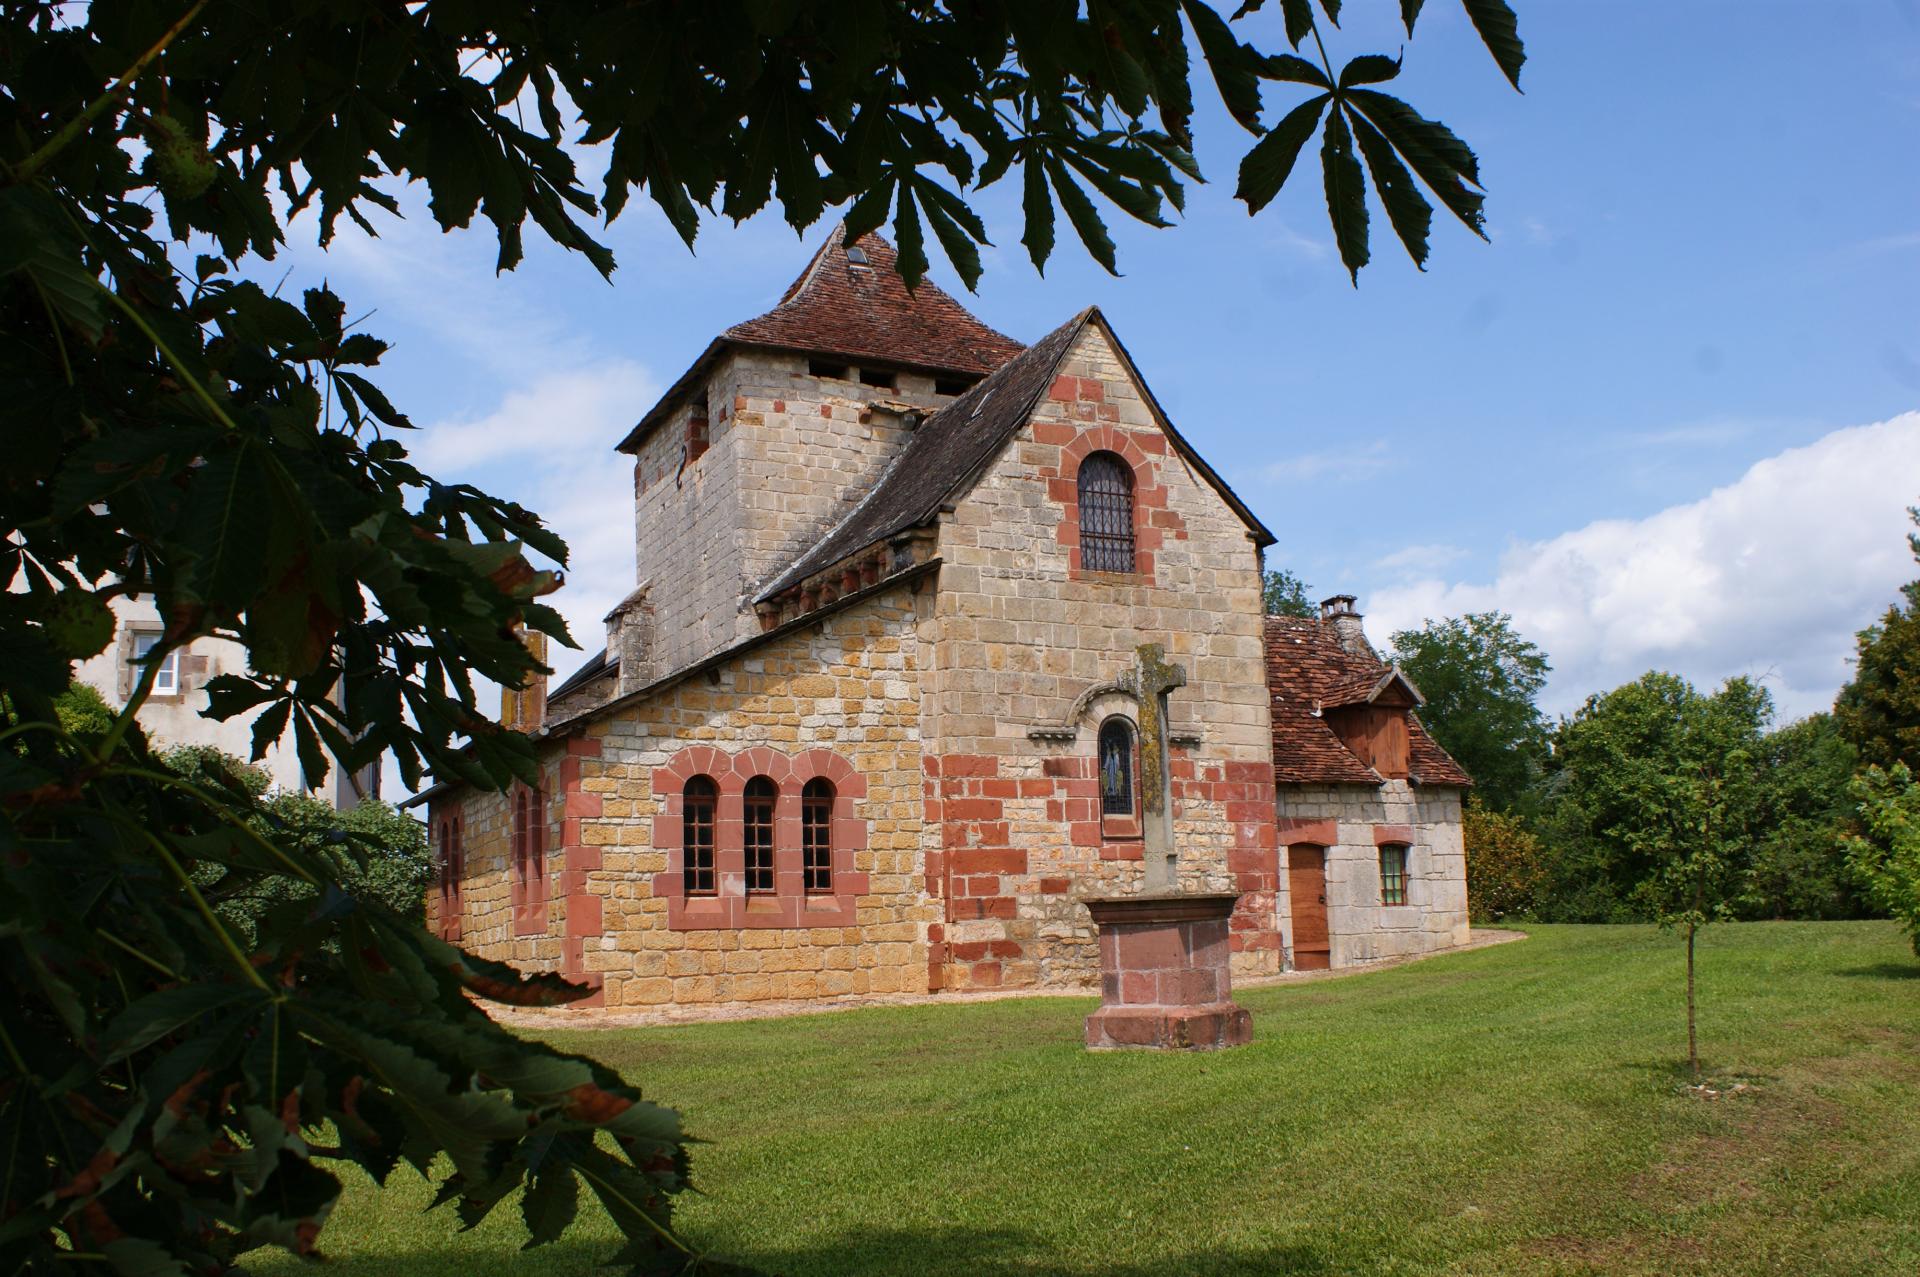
xmin=1379 ymin=843 xmax=1410 ymax=907
xmin=511 ymin=783 xmax=549 ymax=935
xmin=742 ymin=775 xmax=777 ymax=895
xmin=682 ymin=775 xmax=719 ymax=897
xmin=801 ymin=777 xmax=835 ymax=894
xmin=1076 ymin=450 xmax=1137 ymax=575
xmin=132 ymin=631 xmax=181 ymax=696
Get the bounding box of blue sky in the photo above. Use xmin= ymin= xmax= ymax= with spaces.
xmin=279 ymin=0 xmax=1920 ymax=730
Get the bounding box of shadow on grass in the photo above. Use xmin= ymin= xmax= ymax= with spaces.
xmin=1838 ymin=962 xmax=1920 ymax=981
xmin=295 ymin=1229 xmax=1334 ymax=1276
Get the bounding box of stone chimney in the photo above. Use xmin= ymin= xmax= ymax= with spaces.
xmin=605 ymin=586 xmax=655 ymax=697
xmin=1319 ymin=594 xmax=1371 ymax=656
xmin=500 ymin=627 xmax=549 ymax=731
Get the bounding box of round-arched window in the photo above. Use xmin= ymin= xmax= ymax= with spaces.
xmin=1099 ymin=717 xmax=1136 ymax=816
xmin=1077 ymin=451 xmax=1136 ymax=573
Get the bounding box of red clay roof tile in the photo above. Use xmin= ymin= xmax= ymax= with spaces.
xmin=1264 ymin=616 xmax=1472 ymax=788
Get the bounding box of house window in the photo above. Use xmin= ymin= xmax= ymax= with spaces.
xmin=934 ymin=376 xmax=969 ymax=397
xmin=1077 ymin=451 xmax=1135 ymax=573
xmin=132 ymin=632 xmax=180 ymax=695
xmin=1380 ymin=844 xmax=1409 ymax=907
xmin=808 ymin=358 xmax=850 ymax=380
xmin=1099 ymin=718 xmax=1136 ymax=816
xmin=683 ymin=776 xmax=717 ymax=895
xmin=744 ymin=776 xmax=777 ymax=894
xmin=802 ymin=778 xmax=834 ymax=893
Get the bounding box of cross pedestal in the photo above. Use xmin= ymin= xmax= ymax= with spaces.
xmin=1083 ymin=893 xmax=1252 ymax=1051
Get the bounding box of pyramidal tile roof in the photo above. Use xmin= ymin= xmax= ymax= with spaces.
xmin=727 ymin=231 xmax=1025 ymax=375
xmin=618 ymin=231 xmax=1023 ymax=453
xmin=1264 ymin=616 xmax=1473 ymax=788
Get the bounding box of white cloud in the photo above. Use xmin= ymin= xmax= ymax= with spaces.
xmin=1364 ymin=412 xmax=1920 ymax=721
xmin=1374 ymin=543 xmax=1468 ymax=576
xmin=1258 ymin=439 xmax=1395 ymax=483
xmin=410 ymin=361 xmax=658 ymax=689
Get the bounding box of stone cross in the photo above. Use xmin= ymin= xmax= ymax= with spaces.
xmin=1130 ymin=642 xmax=1186 ymax=892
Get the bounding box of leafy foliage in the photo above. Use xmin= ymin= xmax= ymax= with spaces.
xmin=1835 ymin=505 xmax=1920 ymax=773
xmin=1844 ymin=764 xmax=1920 ymax=957
xmin=1388 ymin=612 xmax=1549 ymax=812
xmin=1461 ymin=796 xmax=1543 ymax=922
xmin=0 ymin=3 xmax=1527 ymax=1271
xmin=165 ymin=746 xmax=433 ymax=938
xmin=1737 ymin=714 xmax=1864 ymax=922
xmin=1262 ymin=568 xmax=1315 ymax=617
xmin=1545 ymin=672 xmax=1773 ymax=1077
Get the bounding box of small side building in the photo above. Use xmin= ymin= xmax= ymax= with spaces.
xmin=1265 ymin=598 xmax=1472 ymax=970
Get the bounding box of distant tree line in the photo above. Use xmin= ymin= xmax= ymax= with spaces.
xmin=1267 ymin=505 xmax=1920 ymax=959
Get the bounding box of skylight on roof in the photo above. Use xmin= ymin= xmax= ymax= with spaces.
xmin=846 ymin=245 xmax=869 ymax=266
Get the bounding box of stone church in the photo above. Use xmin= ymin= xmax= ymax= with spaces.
xmin=420 ymin=232 xmax=1471 ymax=1008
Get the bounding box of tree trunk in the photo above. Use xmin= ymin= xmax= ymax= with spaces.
xmin=1686 ymin=918 xmax=1699 ymax=1083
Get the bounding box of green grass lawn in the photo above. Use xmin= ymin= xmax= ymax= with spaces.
xmin=268 ymin=923 xmax=1920 ymax=1276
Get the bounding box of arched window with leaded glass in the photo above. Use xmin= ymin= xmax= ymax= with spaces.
xmin=1099 ymin=717 xmax=1136 ymax=816
xmin=1077 ymin=451 xmax=1135 ymax=573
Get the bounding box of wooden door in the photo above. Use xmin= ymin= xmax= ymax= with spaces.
xmin=1288 ymin=844 xmax=1330 ymax=971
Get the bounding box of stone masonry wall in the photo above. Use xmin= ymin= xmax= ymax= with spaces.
xmin=1274 ymin=781 xmax=1469 ymax=968
xmin=924 ymin=321 xmax=1281 ymax=991
xmin=630 ymin=352 xmax=964 ymax=685
xmin=631 ymin=387 xmax=743 ymax=679
xmin=426 ymin=758 xmax=564 ymax=972
xmin=435 ymin=583 xmax=935 ymax=1010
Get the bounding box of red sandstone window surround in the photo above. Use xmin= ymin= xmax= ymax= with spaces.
xmin=512 ymin=784 xmax=549 ymax=935
xmin=1077 ymin=450 xmax=1136 ymax=573
xmin=801 ymin=777 xmax=834 ymax=893
xmin=683 ymin=776 xmax=718 ymax=895
xmin=653 ymin=748 xmax=870 ymax=930
xmin=1379 ymin=844 xmax=1409 ymax=907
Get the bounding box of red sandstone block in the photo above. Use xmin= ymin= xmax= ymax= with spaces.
xmin=923 ymin=756 xmax=941 ymax=776
xmin=960 ymin=876 xmax=1001 ymax=896
xmin=953 ymin=849 xmax=1027 ymax=875
xmin=977 ymin=897 xmax=1016 ymax=919
xmin=1019 ymin=779 xmax=1053 ymax=798
xmin=945 ymin=755 xmax=1000 ymax=778
xmin=1121 ymin=972 xmax=1157 ymax=1003
xmin=971 ymin=962 xmax=1003 ymax=988
xmin=1033 ymin=420 xmax=1077 ymax=445
xmin=981 ymin=778 xmax=1020 ymax=798
xmin=950 ymin=940 xmax=993 ymax=961
xmin=1070 ymin=822 xmax=1102 ymax=848
xmin=1106 ymin=841 xmax=1145 ymax=862
xmin=1042 ymin=757 xmax=1083 ymax=778
xmin=1077 ymin=377 xmax=1105 ymax=402
xmin=1039 ymin=876 xmax=1072 ymax=895
xmin=565 ymin=791 xmax=603 ymax=820
xmin=1048 ymin=374 xmax=1078 ymax=401
xmin=567 ymin=737 xmax=602 ymax=757
xmin=944 ymin=797 xmax=1002 ymax=820
xmin=1116 ymin=926 xmax=1186 ymax=970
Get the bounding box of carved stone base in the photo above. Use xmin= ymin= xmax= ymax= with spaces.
xmin=1083 ymin=892 xmax=1252 ymax=1051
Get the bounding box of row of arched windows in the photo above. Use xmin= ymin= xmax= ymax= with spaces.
xmin=681 ymin=775 xmax=837 ymax=898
